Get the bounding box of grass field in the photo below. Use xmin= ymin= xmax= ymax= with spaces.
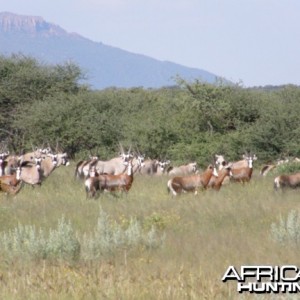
xmin=0 ymin=164 xmax=299 ymax=299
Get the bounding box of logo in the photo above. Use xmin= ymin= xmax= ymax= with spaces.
xmin=222 ymin=266 xmax=300 ymax=293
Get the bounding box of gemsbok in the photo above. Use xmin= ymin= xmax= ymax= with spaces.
xmin=18 ymin=158 xmax=43 ymax=186
xmin=138 ymin=159 xmax=159 ymax=175
xmin=207 ymin=165 xmax=232 ymax=191
xmin=40 ymin=154 xmax=58 ymax=179
xmin=155 ymin=159 xmax=171 ymax=176
xmin=85 ymin=159 xmax=135 ymax=198
xmin=131 ymin=153 xmax=145 ymax=173
xmin=95 ymin=152 xmax=133 ymax=175
xmin=167 ymin=164 xmax=218 ymax=196
xmin=229 ymin=154 xmax=255 ymax=183
xmin=75 ymin=156 xmax=98 ymax=180
xmin=19 ymin=147 xmax=49 ymax=164
xmin=274 ymin=173 xmax=300 ymax=191
xmin=0 ymin=166 xmax=23 ymax=195
xmin=167 ymin=162 xmax=198 ymax=177
xmin=56 ymin=152 xmax=70 ymax=167
xmin=230 ymin=153 xmax=257 ymax=169
xmin=260 ymin=164 xmax=276 ymax=177
xmin=4 ymin=155 xmax=19 ymax=175
xmin=215 ymin=154 xmax=227 ymax=170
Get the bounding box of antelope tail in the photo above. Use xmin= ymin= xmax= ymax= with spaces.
xmin=167 ymin=179 xmax=177 ymax=196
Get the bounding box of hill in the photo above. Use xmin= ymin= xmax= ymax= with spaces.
xmin=0 ymin=12 xmax=221 ymax=89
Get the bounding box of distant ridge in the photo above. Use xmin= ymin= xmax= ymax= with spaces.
xmin=0 ymin=12 xmax=222 ymax=89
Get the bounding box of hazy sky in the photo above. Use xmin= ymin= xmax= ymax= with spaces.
xmin=1 ymin=0 xmax=300 ymax=87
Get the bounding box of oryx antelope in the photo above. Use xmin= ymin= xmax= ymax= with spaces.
xmin=75 ymin=156 xmax=98 ymax=180
xmin=207 ymin=165 xmax=231 ymax=191
xmin=167 ymin=164 xmax=218 ymax=196
xmin=131 ymin=153 xmax=145 ymax=173
xmin=155 ymin=159 xmax=171 ymax=176
xmin=40 ymin=154 xmax=58 ymax=179
xmin=138 ymin=159 xmax=159 ymax=175
xmin=19 ymin=147 xmax=49 ymax=164
xmin=229 ymin=154 xmax=255 ymax=183
xmin=18 ymin=158 xmax=43 ymax=186
xmin=4 ymin=155 xmax=19 ymax=175
xmin=260 ymin=164 xmax=276 ymax=177
xmin=0 ymin=166 xmax=23 ymax=195
xmin=95 ymin=153 xmax=133 ymax=175
xmin=53 ymin=151 xmax=69 ymax=167
xmin=85 ymin=160 xmax=135 ymax=198
xmin=274 ymin=173 xmax=300 ymax=190
xmin=214 ymin=154 xmax=227 ymax=170
xmin=230 ymin=153 xmax=257 ymax=169
xmin=167 ymin=162 xmax=198 ymax=177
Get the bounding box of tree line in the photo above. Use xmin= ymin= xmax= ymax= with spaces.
xmin=1 ymin=54 xmax=300 ymax=166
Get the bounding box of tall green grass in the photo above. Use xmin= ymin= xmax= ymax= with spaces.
xmin=0 ymin=166 xmax=300 ymax=299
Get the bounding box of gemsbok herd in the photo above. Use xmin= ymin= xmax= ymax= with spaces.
xmin=1 ymin=144 xmax=300 ymax=198
xmin=0 ymin=146 xmax=69 ymax=195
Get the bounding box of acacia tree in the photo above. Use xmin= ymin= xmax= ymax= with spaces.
xmin=0 ymin=54 xmax=86 ymax=152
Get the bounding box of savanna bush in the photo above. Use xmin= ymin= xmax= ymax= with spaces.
xmin=0 ymin=216 xmax=80 ymax=262
xmin=275 ymin=162 xmax=300 ymax=176
xmin=271 ymin=210 xmax=300 ymax=245
xmin=0 ymin=209 xmax=165 ymax=262
xmin=81 ymin=208 xmax=165 ymax=260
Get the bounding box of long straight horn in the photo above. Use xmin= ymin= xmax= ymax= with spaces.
xmin=55 ymin=140 xmax=60 ymax=153
xmin=212 ymin=155 xmax=216 ymax=165
xmin=119 ymin=142 xmax=125 ymax=155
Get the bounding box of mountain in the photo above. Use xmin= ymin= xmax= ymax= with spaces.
xmin=0 ymin=12 xmax=221 ymax=89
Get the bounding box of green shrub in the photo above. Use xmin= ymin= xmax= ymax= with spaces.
xmin=274 ymin=162 xmax=300 ymax=176
xmin=0 ymin=223 xmax=47 ymax=260
xmin=271 ymin=210 xmax=300 ymax=245
xmin=0 ymin=215 xmax=80 ymax=262
xmin=46 ymin=216 xmax=81 ymax=261
xmin=0 ymin=210 xmax=165 ymax=262
xmin=81 ymin=208 xmax=165 ymax=260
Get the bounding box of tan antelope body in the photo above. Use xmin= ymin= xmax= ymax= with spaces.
xmin=85 ymin=161 xmax=134 ymax=198
xmin=75 ymin=156 xmax=98 ymax=180
xmin=207 ymin=166 xmax=231 ymax=191
xmin=274 ymin=173 xmax=300 ymax=190
xmin=40 ymin=154 xmax=58 ymax=179
xmin=138 ymin=159 xmax=159 ymax=175
xmin=4 ymin=155 xmax=19 ymax=175
xmin=167 ymin=164 xmax=218 ymax=196
xmin=18 ymin=159 xmax=43 ymax=186
xmin=168 ymin=162 xmax=198 ymax=177
xmin=230 ymin=155 xmax=254 ymax=183
xmin=19 ymin=149 xmax=43 ymax=164
xmin=95 ymin=156 xmax=130 ymax=175
xmin=0 ymin=167 xmax=23 ymax=195
xmin=230 ymin=154 xmax=257 ymax=170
